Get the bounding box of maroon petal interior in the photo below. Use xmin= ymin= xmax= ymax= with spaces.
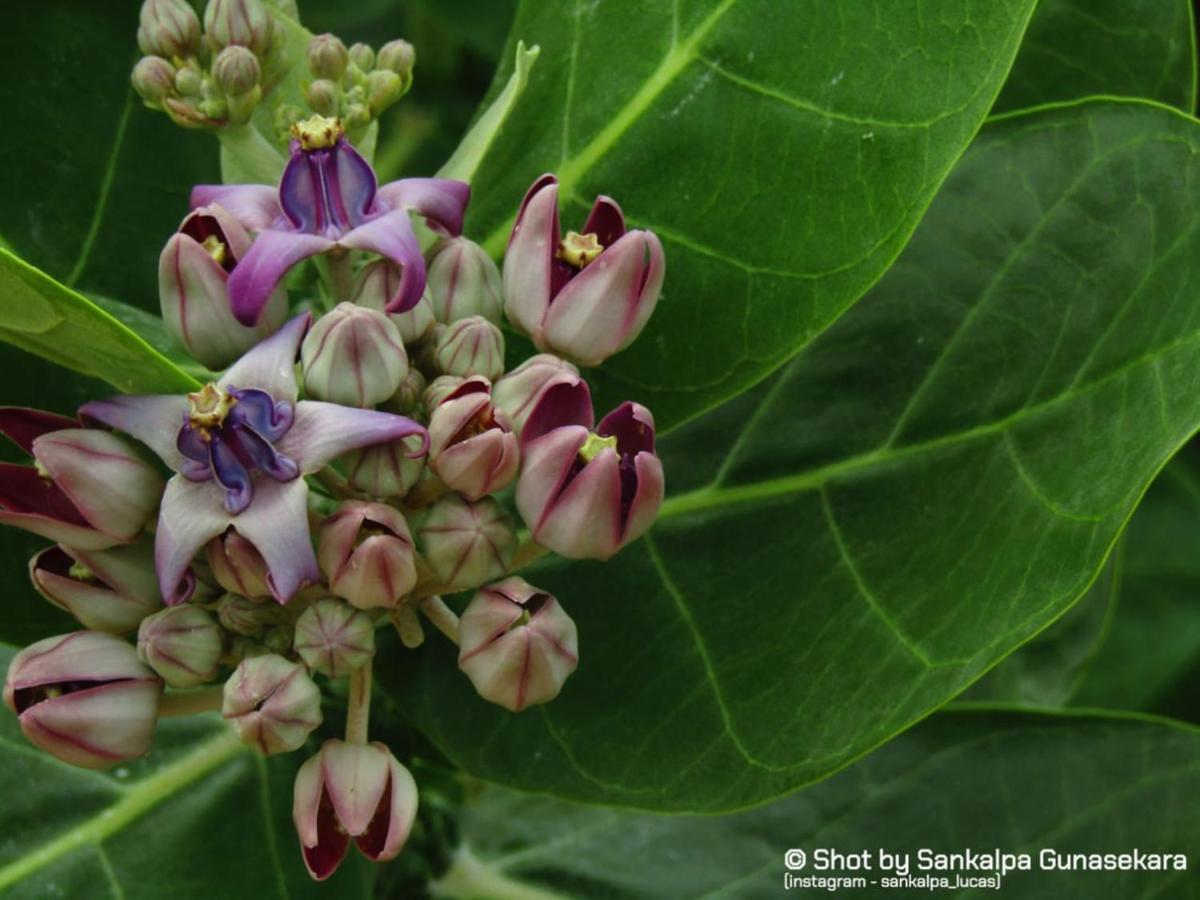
xmin=521 ymin=382 xmax=593 ymax=446
xmin=354 ymin=770 xmax=394 ymax=861
xmin=0 ymin=463 xmax=92 ymax=525
xmin=304 ymin=787 xmax=352 ymax=881
xmin=180 ymin=212 xmax=238 ymax=271
xmin=580 ymin=195 xmax=626 ymax=247
xmin=0 ymin=408 xmax=78 ymax=455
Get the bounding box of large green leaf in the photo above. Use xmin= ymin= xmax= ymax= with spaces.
xmin=0 ymin=650 xmax=371 ymax=898
xmin=463 ymin=0 xmax=1038 ymax=430
xmin=380 ymin=98 xmax=1200 ymax=811
xmin=1074 ymin=443 xmax=1200 ymax=716
xmin=434 ymin=709 xmax=1200 ymax=899
xmin=0 ymin=249 xmax=198 ymax=394
xmin=994 ymin=0 xmax=1197 ymax=114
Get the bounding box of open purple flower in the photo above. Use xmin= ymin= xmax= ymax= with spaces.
xmin=82 ymin=314 xmax=428 ymax=605
xmin=192 ymin=115 xmax=469 ymax=326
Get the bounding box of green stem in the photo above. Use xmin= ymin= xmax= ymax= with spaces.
xmin=217 ymin=123 xmax=287 ymax=184
xmin=508 ymin=534 xmax=549 ymax=573
xmin=391 ymin=602 xmax=426 ymax=648
xmin=158 ymin=686 xmax=225 ymax=717
xmin=419 ymin=596 xmax=459 ymax=644
xmin=323 ymin=249 xmax=355 ymax=303
xmin=345 ymin=659 xmax=373 ymax=744
xmin=432 ymin=848 xmax=572 ymax=900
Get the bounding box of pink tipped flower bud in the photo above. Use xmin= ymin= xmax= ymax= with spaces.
xmin=492 ymin=353 xmax=580 ymax=436
xmin=377 ymin=39 xmax=415 ymax=79
xmin=318 ymin=502 xmax=417 ymax=610
xmin=293 ymin=739 xmax=418 ymax=880
xmin=302 ymin=303 xmax=408 ymax=408
xmin=433 ymin=316 xmax=504 ymax=380
xmin=32 ymin=429 xmax=163 ymax=545
xmin=161 ymin=203 xmax=286 ymax=370
xmin=223 ymin=654 xmax=322 ymax=755
xmin=204 ymin=0 xmax=276 ymax=57
xmin=4 ymin=632 xmax=162 ymax=769
xmin=458 ymin=577 xmax=578 ymax=711
xmin=516 ymin=385 xmax=664 ymax=560
xmin=503 ymin=174 xmax=664 ymax=366
xmin=307 ymin=33 xmax=349 ymax=80
xmin=417 ymin=495 xmax=516 ymax=592
xmin=213 ymin=45 xmax=261 ymax=97
xmin=428 ymin=379 xmax=518 ymax=500
xmin=131 ymin=56 xmax=176 ymax=106
xmin=137 ymin=606 xmax=223 ymax=688
xmin=29 ymin=542 xmax=161 ymax=635
xmin=426 ymin=238 xmax=502 ymax=325
xmin=347 ymin=42 xmax=375 ymax=72
xmin=343 ymin=434 xmax=425 ymax=499
xmin=352 ymin=261 xmax=437 ymax=345
xmin=137 ymin=0 xmax=201 ymax=58
xmin=207 ymin=529 xmax=272 ymax=599
xmin=218 ymin=592 xmax=281 ymax=636
xmin=293 ymin=599 xmax=375 ymax=677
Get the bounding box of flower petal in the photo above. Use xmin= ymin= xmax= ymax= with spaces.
xmin=227 ymin=230 xmax=332 ymax=326
xmin=278 ymin=402 xmax=428 ymax=474
xmin=339 ymin=210 xmax=425 ymax=313
xmin=219 ymin=313 xmax=310 ymax=402
xmin=376 ymin=177 xmax=469 ymax=236
xmin=580 ymin=195 xmax=626 ymax=246
xmin=80 ymin=396 xmax=188 ymax=470
xmin=155 ymin=475 xmax=232 ymax=604
xmin=189 ymin=184 xmax=282 ymax=233
xmin=502 ymin=174 xmax=558 ymax=339
xmin=228 ymin=477 xmax=319 ymax=603
xmin=321 ymin=741 xmax=390 ymax=837
xmin=0 ymin=407 xmax=79 ymax=455
xmin=520 ymin=379 xmax=594 ymax=447
xmin=0 ymin=464 xmax=116 ymax=550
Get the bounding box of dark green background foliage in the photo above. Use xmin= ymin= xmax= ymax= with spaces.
xmin=3 ymin=0 xmax=1200 ymax=897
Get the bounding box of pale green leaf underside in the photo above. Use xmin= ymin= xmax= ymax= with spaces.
xmin=439 ymin=710 xmax=1200 ymax=899
xmin=0 ymin=248 xmax=199 ymax=395
xmin=382 ymin=98 xmax=1200 ymax=812
xmin=464 ymin=0 xmax=1038 ymax=430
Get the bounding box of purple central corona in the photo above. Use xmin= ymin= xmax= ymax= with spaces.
xmin=178 ymin=383 xmax=299 ymax=514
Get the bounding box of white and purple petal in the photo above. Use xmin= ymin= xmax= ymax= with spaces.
xmin=227 ymin=230 xmax=332 ymax=326
xmin=277 ymin=402 xmax=428 ymax=474
xmin=339 ymin=210 xmax=426 ymax=313
xmin=219 ymin=313 xmax=310 ymax=402
xmin=376 ymin=177 xmax=469 ymax=236
xmin=189 ymin=184 xmax=283 ymax=233
xmin=80 ymin=395 xmax=188 ymax=470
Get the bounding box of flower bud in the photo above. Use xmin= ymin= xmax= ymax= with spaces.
xmin=302 ymin=303 xmax=408 ymax=408
xmin=377 ymin=39 xmax=414 ymax=80
xmin=318 ymin=502 xmax=417 ymax=609
xmin=493 ymin=354 xmax=580 ymax=436
xmin=458 ymin=578 xmax=578 ymax=711
xmin=161 ymin=203 xmax=287 ymax=370
xmin=29 ymin=542 xmax=160 ymax=635
xmin=263 ymin=624 xmax=294 ymax=656
xmin=517 ymin=391 xmax=664 ymax=560
xmin=423 ymin=375 xmax=466 ymax=411
xmin=348 ymin=42 xmax=375 ymax=72
xmin=366 ymin=69 xmax=403 ymax=117
xmin=4 ymin=632 xmax=162 ymax=769
xmin=428 ymin=380 xmax=518 ymax=501
xmin=173 ymin=64 xmax=203 ymax=96
xmin=32 ymin=429 xmax=163 ymax=545
xmin=293 ymin=739 xmax=418 ymax=880
xmin=223 ymin=654 xmax=322 ymax=755
xmin=504 ymin=175 xmax=664 ymax=365
xmin=305 ymin=78 xmax=340 ymax=116
xmin=385 ymin=368 xmax=426 ymax=416
xmin=137 ymin=606 xmax=223 ymax=688
xmin=417 ymin=495 xmax=516 ymax=592
xmin=137 ymin=0 xmax=201 ymax=58
xmin=307 ymin=33 xmax=349 ymax=80
xmin=207 ymin=529 xmax=272 ymax=599
xmin=217 ymin=592 xmax=283 ymax=636
xmin=352 ymin=261 xmax=436 ymax=345
xmin=433 ymin=316 xmax=504 ymax=380
xmin=426 ymin=237 xmax=502 ymax=325
xmin=204 ymin=0 xmax=276 ymax=56
xmin=213 ymin=45 xmax=261 ymax=97
xmin=293 ymin=599 xmax=374 ymax=677
xmin=343 ymin=434 xmax=425 ymax=499
xmin=131 ymin=56 xmax=176 ymax=106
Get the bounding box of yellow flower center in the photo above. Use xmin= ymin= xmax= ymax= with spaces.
xmin=557 ymin=231 xmax=603 ymax=268
xmin=577 ymin=432 xmax=618 ymax=463
xmin=188 ymin=383 xmax=237 ymax=435
xmin=200 ymin=235 xmax=228 ymax=266
xmin=291 ymin=114 xmax=345 ymax=150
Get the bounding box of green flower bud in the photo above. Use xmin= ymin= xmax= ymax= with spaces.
xmin=174 ymin=65 xmax=203 ymax=96
xmin=223 ymin=654 xmax=322 ymax=755
xmin=213 ymin=45 xmax=261 ymax=97
xmin=131 ymin=56 xmax=176 ymax=106
xmin=302 ymin=303 xmax=408 ymax=408
xmin=137 ymin=606 xmax=224 ymax=688
xmin=217 ymin=593 xmax=282 ymax=636
xmin=433 ymin=316 xmax=505 ymax=381
xmin=376 ymin=39 xmax=414 ymax=79
xmin=293 ymin=599 xmax=375 ymax=677
xmin=137 ymin=0 xmax=202 ymax=59
xmin=304 ymin=78 xmax=340 ymax=116
xmin=204 ymin=0 xmax=276 ymax=57
xmin=306 ymin=33 xmax=349 ymax=80
xmin=366 ymin=69 xmax=403 ymax=117
xmin=348 ymin=42 xmax=375 ymax=72
xmin=417 ymin=495 xmax=516 ymax=592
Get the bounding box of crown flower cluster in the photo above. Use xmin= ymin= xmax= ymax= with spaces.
xmin=2 ymin=0 xmax=666 ymax=883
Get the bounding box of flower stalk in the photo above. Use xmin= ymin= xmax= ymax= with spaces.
xmin=345 ymin=659 xmax=372 ymax=744
xmin=159 ymin=685 xmax=226 ymax=717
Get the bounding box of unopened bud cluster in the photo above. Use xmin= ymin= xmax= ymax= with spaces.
xmin=5 ymin=3 xmax=669 ymax=886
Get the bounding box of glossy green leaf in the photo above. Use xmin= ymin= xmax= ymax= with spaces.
xmin=995 ymin=0 xmax=1197 ymax=115
xmin=462 ymin=0 xmax=1038 ymax=429
xmin=381 ymin=98 xmax=1200 ymax=811
xmin=435 ymin=709 xmax=1200 ymax=899
xmin=0 ymin=249 xmax=198 ymax=395
xmin=1074 ymin=444 xmax=1200 ymax=716
xmin=0 ymin=652 xmax=371 ymax=899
